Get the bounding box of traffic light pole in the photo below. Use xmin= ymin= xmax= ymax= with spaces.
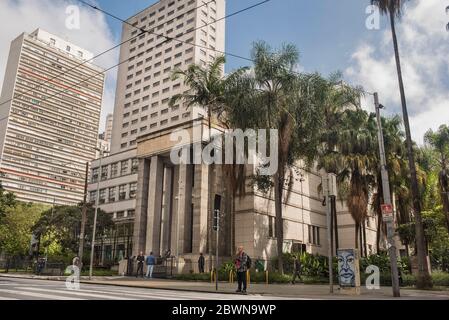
xmin=374 ymin=92 xmax=401 ymax=297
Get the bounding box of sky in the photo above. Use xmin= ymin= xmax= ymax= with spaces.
xmin=0 ymin=0 xmax=448 ymax=144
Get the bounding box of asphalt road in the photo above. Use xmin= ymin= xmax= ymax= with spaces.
xmin=0 ymin=277 xmax=299 ymax=300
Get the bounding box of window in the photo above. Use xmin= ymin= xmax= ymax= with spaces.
xmin=66 ymin=46 xmax=71 ymax=52
xmin=127 ymin=209 xmax=135 ymax=217
xmin=308 ymin=225 xmax=321 ymax=245
xmin=99 ymin=189 xmax=106 ymax=204
xmin=116 ymin=211 xmax=125 ymax=219
xmin=121 ymin=160 xmax=129 ymax=175
xmin=119 ymin=185 xmax=127 ymax=200
xmin=131 ymin=158 xmax=139 ymax=174
xmin=268 ymin=216 xmax=276 ymax=238
xmin=50 ymin=38 xmax=56 ymax=45
xmin=101 ymin=165 xmax=108 ymax=180
xmin=89 ymin=191 xmax=97 ymax=204
xmin=111 ymin=163 xmax=118 ymax=177
xmin=129 ymin=183 xmax=137 ymax=199
xmin=92 ymin=167 xmax=99 ymax=182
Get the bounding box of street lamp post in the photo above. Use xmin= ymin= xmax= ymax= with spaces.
xmin=89 ymin=148 xmax=108 ymax=279
xmin=374 ymin=92 xmax=400 ymax=297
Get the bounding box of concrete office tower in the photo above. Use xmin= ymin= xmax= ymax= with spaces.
xmin=87 ymin=0 xmax=226 ymax=263
xmin=110 ymin=0 xmax=225 ymax=153
xmin=0 ymin=29 xmax=104 ymax=205
xmin=104 ymin=113 xmax=113 ymax=142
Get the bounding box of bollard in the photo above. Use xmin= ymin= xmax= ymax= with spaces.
xmin=211 ymin=270 xmax=214 ymax=283
xmin=266 ymin=270 xmax=269 ymax=285
xmin=229 ymin=271 xmax=233 ymax=283
xmin=247 ymin=270 xmax=250 ymax=286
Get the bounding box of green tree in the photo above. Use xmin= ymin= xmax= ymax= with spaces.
xmin=371 ymin=0 xmax=432 ymax=289
xmin=336 ymin=109 xmax=377 ymax=251
xmin=32 ymin=203 xmax=113 ymax=260
xmin=0 ymin=202 xmax=48 ymax=257
xmin=424 ymin=125 xmax=449 ymax=232
xmin=0 ymin=182 xmax=16 ymax=221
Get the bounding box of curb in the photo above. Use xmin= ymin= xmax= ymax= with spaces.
xmin=0 ymin=274 xmax=260 ymax=296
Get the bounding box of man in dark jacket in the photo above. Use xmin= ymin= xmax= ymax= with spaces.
xmin=235 ymin=246 xmax=248 ymax=294
xmin=198 ymin=253 xmax=205 ymax=273
xmin=291 ymin=256 xmax=302 ymax=284
xmin=136 ymin=251 xmax=145 ymax=278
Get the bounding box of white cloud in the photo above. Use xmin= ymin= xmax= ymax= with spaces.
xmin=346 ymin=0 xmax=449 ymax=144
xmin=0 ymin=0 xmax=119 ymax=133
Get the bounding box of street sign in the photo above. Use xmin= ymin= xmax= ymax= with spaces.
xmin=381 ymin=204 xmax=393 ymax=222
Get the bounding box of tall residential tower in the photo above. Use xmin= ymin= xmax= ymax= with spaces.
xmin=0 ymin=29 xmax=104 ymax=205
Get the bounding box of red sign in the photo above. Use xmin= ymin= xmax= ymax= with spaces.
xmin=381 ymin=204 xmax=393 ymax=221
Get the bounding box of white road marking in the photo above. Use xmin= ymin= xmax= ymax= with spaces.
xmin=0 ymin=296 xmax=18 ymax=300
xmin=0 ymin=288 xmax=84 ymax=300
xmin=21 ymin=287 xmax=135 ymax=300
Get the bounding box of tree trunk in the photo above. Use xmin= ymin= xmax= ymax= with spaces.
xmin=274 ymin=172 xmax=284 ymax=274
xmin=207 ymin=109 xmax=213 ymax=271
xmin=363 ymin=222 xmax=368 ymax=257
xmin=332 ymin=196 xmax=339 ymax=255
xmin=355 ymin=222 xmax=360 ymax=249
xmin=389 ymin=9 xmax=432 ymax=289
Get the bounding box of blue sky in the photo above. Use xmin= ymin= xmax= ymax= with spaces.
xmin=0 ymin=0 xmax=447 ymax=143
xmin=97 ymin=0 xmax=374 ymax=75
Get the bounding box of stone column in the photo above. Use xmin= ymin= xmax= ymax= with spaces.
xmin=145 ymin=156 xmax=164 ymax=256
xmin=173 ymin=164 xmax=193 ymax=256
xmin=132 ymin=158 xmax=150 ymax=256
xmin=160 ymin=165 xmax=173 ymax=254
xmin=192 ymin=164 xmax=209 ymax=255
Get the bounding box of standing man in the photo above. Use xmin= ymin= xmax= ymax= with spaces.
xmin=291 ymin=256 xmax=302 ymax=284
xmin=136 ymin=251 xmax=145 ymax=278
xmin=146 ymin=252 xmax=156 ymax=279
xmin=235 ymin=246 xmax=248 ymax=294
xmin=198 ymin=253 xmax=205 ymax=273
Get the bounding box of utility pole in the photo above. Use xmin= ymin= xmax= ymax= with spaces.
xmin=214 ymin=208 xmax=220 ymax=291
xmin=374 ymin=92 xmax=400 ymax=297
xmin=78 ymin=161 xmax=89 ymax=268
xmin=89 ymin=149 xmax=107 ymax=279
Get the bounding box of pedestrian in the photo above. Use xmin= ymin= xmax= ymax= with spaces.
xmin=136 ymin=251 xmax=145 ymax=278
xmin=291 ymin=256 xmax=302 ymax=284
xmin=234 ymin=246 xmax=248 ymax=294
xmin=198 ymin=253 xmax=205 ymax=273
xmin=72 ymin=256 xmax=80 ymax=269
xmin=146 ymin=252 xmax=156 ymax=279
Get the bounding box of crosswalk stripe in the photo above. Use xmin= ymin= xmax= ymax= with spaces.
xmin=0 ymin=288 xmax=84 ymax=300
xmin=21 ymin=287 xmax=135 ymax=300
xmin=0 ymin=296 xmax=18 ymax=300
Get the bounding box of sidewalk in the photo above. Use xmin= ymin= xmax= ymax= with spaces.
xmin=1 ymin=273 xmax=448 ymax=299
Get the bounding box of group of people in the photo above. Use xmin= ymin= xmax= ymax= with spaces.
xmin=197 ymin=247 xmax=303 ymax=294
xmin=135 ymin=251 xmax=156 ymax=279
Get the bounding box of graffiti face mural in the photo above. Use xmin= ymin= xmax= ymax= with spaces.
xmin=337 ymin=249 xmax=357 ymax=287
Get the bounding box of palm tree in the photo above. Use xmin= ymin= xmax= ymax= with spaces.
xmin=371 ymin=0 xmax=432 ymax=288
xmin=225 ymin=42 xmax=327 ymax=273
xmin=170 ymin=56 xmax=227 ymax=269
xmin=337 ymin=110 xmax=377 ymax=251
xmin=424 ymin=125 xmax=449 ymax=232
xmin=372 ymin=115 xmax=405 ymax=251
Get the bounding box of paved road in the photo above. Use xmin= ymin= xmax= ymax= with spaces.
xmin=0 ymin=277 xmax=300 ymax=300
